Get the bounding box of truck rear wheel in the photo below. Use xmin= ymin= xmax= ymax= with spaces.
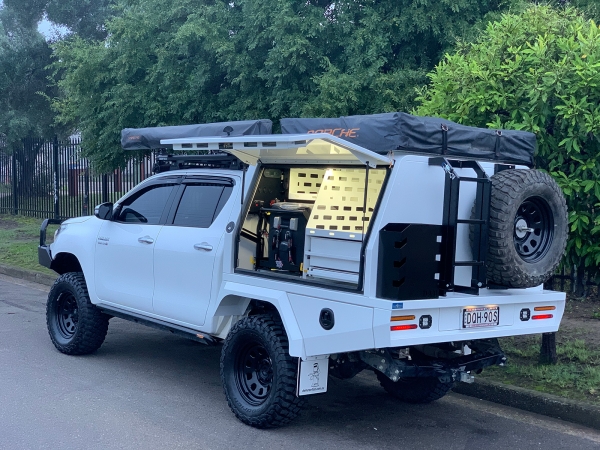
xmin=487 ymin=169 xmax=568 ymax=288
xmin=220 ymin=314 xmax=304 ymax=428
xmin=376 ymin=373 xmax=453 ymax=403
xmin=46 ymin=272 xmax=109 ymax=355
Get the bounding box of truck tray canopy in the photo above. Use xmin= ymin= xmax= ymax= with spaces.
xmin=160 ymin=134 xmax=392 ymax=167
xmin=281 ymin=112 xmax=535 ymax=167
xmin=121 ymin=119 xmax=272 ymax=150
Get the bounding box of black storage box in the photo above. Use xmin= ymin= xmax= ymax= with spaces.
xmin=256 ymin=206 xmax=310 ymax=273
xmin=377 ymin=223 xmax=442 ymax=300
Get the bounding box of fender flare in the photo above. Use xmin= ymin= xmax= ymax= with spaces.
xmin=213 ymin=282 xmax=305 ymax=358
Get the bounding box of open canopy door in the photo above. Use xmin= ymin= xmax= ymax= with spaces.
xmin=160 ymin=133 xmax=392 ymax=168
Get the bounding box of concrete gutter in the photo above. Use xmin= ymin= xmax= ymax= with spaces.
xmin=0 ymin=263 xmax=55 ymax=286
xmin=453 ymin=378 xmax=600 ymax=431
xmin=1 ymin=263 xmax=599 ymax=430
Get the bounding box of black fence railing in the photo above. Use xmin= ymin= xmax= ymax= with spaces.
xmin=544 ymin=265 xmax=599 ymax=298
xmin=0 ymin=137 xmax=156 ymax=220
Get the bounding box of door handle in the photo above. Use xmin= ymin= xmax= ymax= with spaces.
xmin=194 ymin=242 xmax=213 ymax=251
xmin=138 ymin=236 xmax=154 ymax=244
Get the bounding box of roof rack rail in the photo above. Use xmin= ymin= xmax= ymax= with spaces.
xmin=153 ymin=153 xmax=245 ymax=173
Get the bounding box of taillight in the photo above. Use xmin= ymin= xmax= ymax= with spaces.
xmin=532 ymin=314 xmax=553 ymax=320
xmin=391 ymin=324 xmax=418 ymax=331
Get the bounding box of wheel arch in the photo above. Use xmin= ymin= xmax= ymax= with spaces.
xmin=212 ymin=287 xmax=304 ymax=358
xmin=51 ymin=252 xmax=83 ymax=275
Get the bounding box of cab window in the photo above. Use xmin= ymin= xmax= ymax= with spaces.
xmin=172 ymin=184 xmax=233 ymax=228
xmin=117 ymin=184 xmax=175 ymax=225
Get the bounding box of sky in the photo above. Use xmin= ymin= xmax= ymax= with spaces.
xmin=38 ymin=18 xmax=53 ymax=38
xmin=38 ymin=18 xmax=69 ymax=39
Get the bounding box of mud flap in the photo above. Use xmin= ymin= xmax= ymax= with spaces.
xmin=296 ymin=355 xmax=329 ymax=396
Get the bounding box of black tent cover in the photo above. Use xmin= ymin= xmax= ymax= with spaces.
xmin=121 ymin=119 xmax=273 ymax=150
xmin=280 ymin=112 xmax=535 ymax=166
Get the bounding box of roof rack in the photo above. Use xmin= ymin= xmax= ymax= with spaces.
xmin=153 ymin=153 xmax=245 ymax=173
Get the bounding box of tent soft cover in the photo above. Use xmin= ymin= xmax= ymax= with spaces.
xmin=121 ymin=113 xmax=535 ymax=166
xmin=121 ymin=119 xmax=273 ymax=150
xmin=280 ymin=112 xmax=535 ymax=166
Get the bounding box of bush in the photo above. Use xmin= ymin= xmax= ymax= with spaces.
xmin=418 ymin=5 xmax=600 ymax=276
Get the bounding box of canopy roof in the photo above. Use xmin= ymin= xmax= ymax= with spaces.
xmin=160 ymin=133 xmax=392 ymax=167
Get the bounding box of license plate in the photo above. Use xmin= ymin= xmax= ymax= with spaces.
xmin=462 ymin=306 xmax=499 ymax=328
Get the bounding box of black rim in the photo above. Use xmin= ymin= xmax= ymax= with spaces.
xmin=514 ymin=196 xmax=554 ymax=263
xmin=55 ymin=292 xmax=79 ymax=339
xmin=234 ymin=341 xmax=273 ymax=406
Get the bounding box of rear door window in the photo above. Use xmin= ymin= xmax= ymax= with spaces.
xmin=172 ymin=184 xmax=233 ymax=228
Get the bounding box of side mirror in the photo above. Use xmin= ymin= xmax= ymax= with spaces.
xmin=94 ymin=202 xmax=114 ymax=220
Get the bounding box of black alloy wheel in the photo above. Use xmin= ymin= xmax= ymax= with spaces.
xmin=235 ymin=341 xmax=274 ymax=406
xmin=55 ymin=292 xmax=79 ymax=339
xmin=513 ymin=196 xmax=554 ymax=263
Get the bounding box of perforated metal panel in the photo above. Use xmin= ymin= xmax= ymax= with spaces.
xmin=288 ymin=168 xmax=326 ymax=201
xmin=303 ymin=167 xmax=386 ymax=283
xmin=307 ymin=168 xmax=386 ymax=236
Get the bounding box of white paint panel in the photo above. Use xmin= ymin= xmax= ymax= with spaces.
xmin=288 ymin=294 xmax=374 ymax=356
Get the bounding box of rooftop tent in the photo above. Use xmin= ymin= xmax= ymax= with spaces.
xmin=121 ymin=119 xmax=273 ymax=150
xmin=280 ymin=112 xmax=536 ymax=167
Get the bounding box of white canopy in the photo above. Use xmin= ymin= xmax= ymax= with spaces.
xmin=160 ymin=133 xmax=392 ymax=168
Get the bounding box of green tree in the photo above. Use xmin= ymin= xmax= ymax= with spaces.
xmin=418 ymin=5 xmax=600 ymax=274
xmin=0 ymin=6 xmax=57 ymax=144
xmin=0 ymin=5 xmax=59 ymax=194
xmin=53 ymin=0 xmax=517 ymax=171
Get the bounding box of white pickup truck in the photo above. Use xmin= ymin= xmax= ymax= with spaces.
xmin=39 ymin=113 xmax=568 ymax=428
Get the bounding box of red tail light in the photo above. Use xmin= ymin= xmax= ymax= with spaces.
xmin=532 ymin=314 xmax=553 ymax=320
xmin=391 ymin=324 xmax=418 ymax=331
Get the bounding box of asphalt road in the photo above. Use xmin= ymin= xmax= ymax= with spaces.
xmin=1 ymin=274 xmax=599 ymax=450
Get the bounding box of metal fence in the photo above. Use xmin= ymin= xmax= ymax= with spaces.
xmin=0 ymin=137 xmax=155 ymax=220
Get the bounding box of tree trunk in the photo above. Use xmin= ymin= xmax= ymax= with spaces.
xmin=539 ymin=333 xmax=558 ymax=365
xmin=574 ymin=265 xmax=585 ymax=298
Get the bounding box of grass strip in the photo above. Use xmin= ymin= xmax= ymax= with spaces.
xmin=482 ymin=334 xmax=600 ymax=404
xmin=0 ymin=214 xmax=58 ymax=276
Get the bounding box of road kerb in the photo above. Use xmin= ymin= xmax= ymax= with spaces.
xmin=0 ymin=263 xmax=55 ymax=286
xmin=453 ymin=377 xmax=600 ymax=430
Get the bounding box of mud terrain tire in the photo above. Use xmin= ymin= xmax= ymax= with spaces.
xmin=46 ymin=272 xmax=109 ymax=355
xmin=487 ymin=169 xmax=568 ymax=288
xmin=220 ymin=314 xmax=304 ymax=428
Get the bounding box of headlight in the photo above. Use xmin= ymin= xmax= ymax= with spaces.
xmin=54 ymin=224 xmax=67 ymax=241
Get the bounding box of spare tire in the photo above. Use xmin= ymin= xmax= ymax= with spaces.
xmin=486 ymin=169 xmax=567 ymax=288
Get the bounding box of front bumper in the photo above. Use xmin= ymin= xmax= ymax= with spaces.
xmin=38 ymin=218 xmax=62 ymax=269
xmin=38 ymin=245 xmax=52 ymax=269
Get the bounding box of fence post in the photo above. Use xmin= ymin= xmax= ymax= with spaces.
xmin=83 ymin=166 xmax=90 ymax=216
xmin=53 ymin=136 xmax=60 ymax=219
xmin=101 ymin=174 xmax=108 ymax=203
xmin=11 ymin=150 xmax=17 ymax=215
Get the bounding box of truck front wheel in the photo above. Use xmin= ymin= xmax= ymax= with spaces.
xmin=46 ymin=272 xmax=109 ymax=355
xmin=376 ymin=373 xmax=453 ymax=404
xmin=220 ymin=315 xmax=304 ymax=428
